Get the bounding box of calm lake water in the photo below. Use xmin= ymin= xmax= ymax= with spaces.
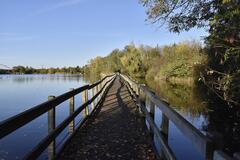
xmin=0 ymin=74 xmax=238 ymax=159
xmin=0 ymin=74 xmax=89 ymax=160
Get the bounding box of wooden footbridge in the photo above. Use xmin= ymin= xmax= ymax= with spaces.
xmin=0 ymin=74 xmax=235 ymax=160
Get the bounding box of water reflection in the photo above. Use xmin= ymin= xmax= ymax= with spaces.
xmin=148 ymin=80 xmax=208 ymax=117
xmin=145 ymin=78 xmax=240 ymax=156
xmin=0 ymin=74 xmax=84 ymax=84
xmin=0 ymin=74 xmax=88 ymax=160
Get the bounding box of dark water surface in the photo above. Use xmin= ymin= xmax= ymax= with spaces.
xmin=0 ymin=74 xmax=89 ymax=159
xmin=147 ymin=80 xmax=240 ymax=159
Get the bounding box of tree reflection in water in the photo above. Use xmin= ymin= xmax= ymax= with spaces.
xmin=145 ymin=78 xmax=240 ymax=155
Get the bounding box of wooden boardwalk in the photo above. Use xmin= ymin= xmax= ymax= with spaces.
xmin=59 ymin=76 xmax=156 ymax=160
xmin=1 ymin=74 xmax=233 ymax=159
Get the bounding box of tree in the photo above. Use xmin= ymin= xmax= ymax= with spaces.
xmin=140 ymin=0 xmax=215 ymax=33
xmin=140 ymin=0 xmax=240 ymax=105
xmin=12 ymin=66 xmax=26 ymax=74
xmin=120 ymin=44 xmax=146 ymax=77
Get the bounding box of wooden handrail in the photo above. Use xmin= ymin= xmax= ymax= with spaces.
xmin=0 ymin=74 xmax=114 ymax=139
xmin=122 ymin=78 xmax=176 ymax=160
xmin=140 ymin=85 xmax=213 ymax=158
xmin=25 ymin=75 xmax=116 ymax=159
xmin=120 ymin=74 xmax=214 ymax=159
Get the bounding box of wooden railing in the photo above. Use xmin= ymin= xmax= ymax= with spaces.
xmin=120 ymin=74 xmax=235 ymax=160
xmin=0 ymin=74 xmax=116 ymax=159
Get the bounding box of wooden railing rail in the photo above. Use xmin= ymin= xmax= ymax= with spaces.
xmin=120 ymin=74 xmax=214 ymax=160
xmin=0 ymin=74 xmax=114 ymax=139
xmin=25 ymin=75 xmax=116 ymax=159
xmin=0 ymin=74 xmax=116 ymax=159
xmin=121 ymin=75 xmax=176 ymax=160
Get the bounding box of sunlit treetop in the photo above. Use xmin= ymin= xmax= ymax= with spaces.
xmin=140 ymin=0 xmax=239 ymax=33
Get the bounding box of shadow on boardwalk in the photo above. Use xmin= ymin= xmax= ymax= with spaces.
xmin=59 ymin=76 xmax=156 ymax=160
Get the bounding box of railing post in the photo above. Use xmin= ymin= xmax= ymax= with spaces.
xmin=96 ymin=85 xmax=99 ymax=104
xmin=102 ymin=80 xmax=105 ymax=92
xmin=135 ymin=83 xmax=138 ymax=95
xmin=132 ymin=82 xmax=135 ymax=92
xmin=145 ymin=96 xmax=155 ymax=138
xmin=99 ymin=82 xmax=103 ymax=98
xmin=69 ymin=88 xmax=75 ymax=134
xmin=160 ymin=113 xmax=169 ymax=159
xmin=136 ymin=84 xmax=140 ymax=96
xmin=91 ymin=87 xmax=95 ymax=109
xmin=48 ymin=95 xmax=56 ymax=160
xmin=139 ymin=86 xmax=146 ymax=104
xmin=82 ymin=89 xmax=88 ymax=117
xmin=161 ymin=113 xmax=169 ymax=139
xmin=149 ymin=99 xmax=155 ymax=139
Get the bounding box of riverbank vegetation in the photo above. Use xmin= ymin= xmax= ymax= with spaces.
xmin=83 ymin=41 xmax=206 ymax=84
xmin=0 ymin=66 xmax=83 ymax=74
xmin=83 ymin=0 xmax=239 ymax=106
xmin=140 ymin=0 xmax=240 ymax=106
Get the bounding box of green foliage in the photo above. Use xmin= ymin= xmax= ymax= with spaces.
xmin=120 ymin=44 xmax=146 ymax=77
xmin=147 ymin=81 xmax=208 ymax=116
xmin=0 ymin=69 xmax=9 ymax=74
xmin=84 ymin=41 xmax=205 ymax=84
xmin=140 ymin=0 xmax=214 ymax=33
xmin=202 ymin=0 xmax=240 ymax=105
xmin=84 ymin=43 xmax=162 ymax=79
xmin=9 ymin=66 xmax=83 ymax=74
xmin=140 ymin=0 xmax=240 ymax=105
xmin=155 ymin=42 xmax=206 ymax=80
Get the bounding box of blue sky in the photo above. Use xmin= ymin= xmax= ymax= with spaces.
xmin=0 ymin=0 xmax=208 ymax=68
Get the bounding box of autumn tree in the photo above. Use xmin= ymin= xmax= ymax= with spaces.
xmin=140 ymin=0 xmax=240 ymax=105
